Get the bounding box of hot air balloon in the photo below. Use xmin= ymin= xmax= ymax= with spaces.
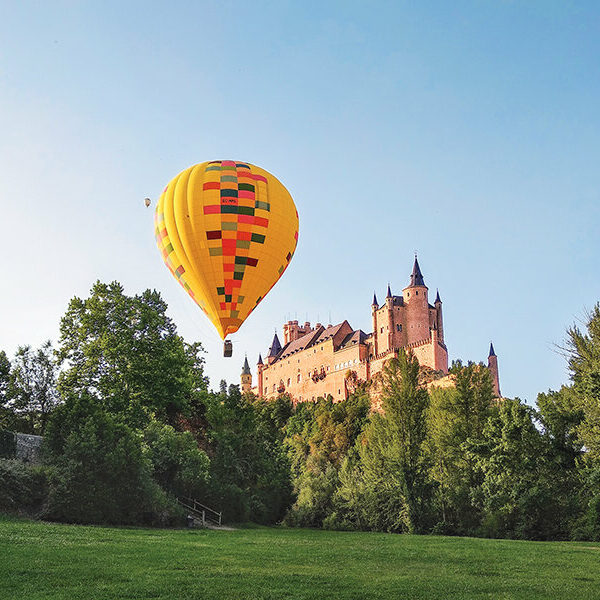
xmin=155 ymin=160 xmax=299 ymax=356
xmin=144 ymin=197 xmax=151 ymax=208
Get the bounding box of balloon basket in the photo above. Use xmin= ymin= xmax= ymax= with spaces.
xmin=223 ymin=340 xmax=233 ymax=358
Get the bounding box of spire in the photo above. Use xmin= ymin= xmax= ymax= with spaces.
xmin=268 ymin=333 xmax=282 ymax=358
xmin=242 ymin=355 xmax=251 ymax=375
xmin=489 ymin=342 xmax=496 ymax=357
xmin=257 ymin=353 xmax=263 ymax=366
xmin=372 ymin=292 xmax=378 ymax=307
xmin=435 ymin=289 xmax=441 ymax=303
xmin=386 ymin=284 xmax=392 ymax=299
xmin=409 ymin=255 xmax=425 ymax=287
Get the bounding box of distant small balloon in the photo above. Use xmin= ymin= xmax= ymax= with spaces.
xmin=144 ymin=198 xmax=151 ymax=208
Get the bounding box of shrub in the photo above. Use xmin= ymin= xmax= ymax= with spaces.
xmin=0 ymin=458 xmax=47 ymax=513
xmin=44 ymin=395 xmax=180 ymax=525
xmin=143 ymin=420 xmax=210 ymax=499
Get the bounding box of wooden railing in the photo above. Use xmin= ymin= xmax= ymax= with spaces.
xmin=177 ymin=496 xmax=222 ymax=527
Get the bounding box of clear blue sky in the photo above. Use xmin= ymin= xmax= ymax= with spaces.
xmin=1 ymin=1 xmax=599 ymax=403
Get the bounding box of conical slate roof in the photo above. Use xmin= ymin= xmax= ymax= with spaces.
xmin=409 ymin=256 xmax=425 ymax=287
xmin=489 ymin=342 xmax=496 ymax=357
xmin=386 ymin=284 xmax=392 ymax=298
xmin=268 ymin=333 xmax=282 ymax=357
xmin=241 ymin=356 xmax=251 ymax=375
xmin=257 ymin=353 xmax=263 ymax=366
xmin=435 ymin=289 xmax=442 ymax=303
xmin=372 ymin=292 xmax=378 ymax=306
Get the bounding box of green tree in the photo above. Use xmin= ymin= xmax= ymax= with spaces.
xmin=44 ymin=393 xmax=174 ymax=525
xmin=466 ymin=398 xmax=570 ymax=540
xmin=562 ymin=304 xmax=600 ymax=539
xmin=143 ymin=420 xmax=210 ymax=499
xmin=204 ymin=385 xmax=293 ymax=523
xmin=56 ymin=281 xmax=205 ymax=428
xmin=8 ymin=341 xmax=60 ymax=434
xmin=566 ymin=304 xmax=600 ymax=461
xmin=335 ymin=351 xmax=431 ymax=533
xmin=427 ymin=362 xmax=495 ymax=534
xmin=0 ymin=351 xmax=13 ymax=430
xmin=537 ymin=386 xmax=584 ymax=465
xmin=284 ymin=392 xmax=370 ymax=527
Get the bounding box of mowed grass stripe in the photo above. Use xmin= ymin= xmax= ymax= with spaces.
xmin=1 ymin=516 xmax=599 ymax=600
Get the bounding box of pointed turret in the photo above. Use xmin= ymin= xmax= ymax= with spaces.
xmin=434 ymin=288 xmax=444 ymax=345
xmin=487 ymin=342 xmax=500 ymax=398
xmin=256 ymin=354 xmax=264 ymax=397
xmin=386 ymin=284 xmax=392 ymax=299
xmin=409 ymin=255 xmax=425 ymax=287
xmin=267 ymin=332 xmax=282 ymax=364
xmin=242 ymin=355 xmax=251 ymax=375
xmin=372 ymin=292 xmax=378 ymax=307
xmin=240 ymin=354 xmax=252 ymax=393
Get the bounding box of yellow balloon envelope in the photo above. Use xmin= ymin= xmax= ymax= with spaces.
xmin=155 ymin=161 xmax=299 ymax=339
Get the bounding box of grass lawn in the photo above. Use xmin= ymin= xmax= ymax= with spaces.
xmin=1 ymin=515 xmax=599 ymax=600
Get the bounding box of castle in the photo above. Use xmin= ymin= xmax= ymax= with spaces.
xmin=240 ymin=257 xmax=500 ymax=403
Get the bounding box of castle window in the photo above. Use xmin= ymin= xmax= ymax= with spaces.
xmin=297 ymin=374 xmax=301 ymax=383
xmin=416 ymin=291 xmax=419 ymax=296
xmin=380 ymin=327 xmax=384 ymax=333
xmin=287 ymin=378 xmax=291 ymax=386
xmin=397 ymin=324 xmax=402 ymax=332
xmin=338 ymin=389 xmax=341 ymax=394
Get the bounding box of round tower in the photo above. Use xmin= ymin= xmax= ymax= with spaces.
xmin=434 ymin=289 xmax=444 ymax=344
xmin=371 ymin=292 xmax=379 ymax=357
xmin=402 ymin=255 xmax=430 ymax=345
xmin=256 ymin=354 xmax=264 ymax=397
xmin=487 ymin=343 xmax=501 ymax=398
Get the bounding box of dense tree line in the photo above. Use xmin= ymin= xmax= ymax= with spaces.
xmin=1 ymin=281 xmax=599 ymax=540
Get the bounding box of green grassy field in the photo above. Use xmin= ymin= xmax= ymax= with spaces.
xmin=1 ymin=516 xmax=599 ymax=600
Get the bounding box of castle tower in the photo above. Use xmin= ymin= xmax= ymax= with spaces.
xmin=371 ymin=293 xmax=379 ymax=356
xmin=241 ymin=356 xmax=252 ymax=394
xmin=434 ymin=290 xmax=444 ymax=344
xmin=488 ymin=342 xmax=501 ymax=398
xmin=256 ymin=354 xmax=264 ymax=397
xmin=402 ymin=256 xmax=430 ymax=345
